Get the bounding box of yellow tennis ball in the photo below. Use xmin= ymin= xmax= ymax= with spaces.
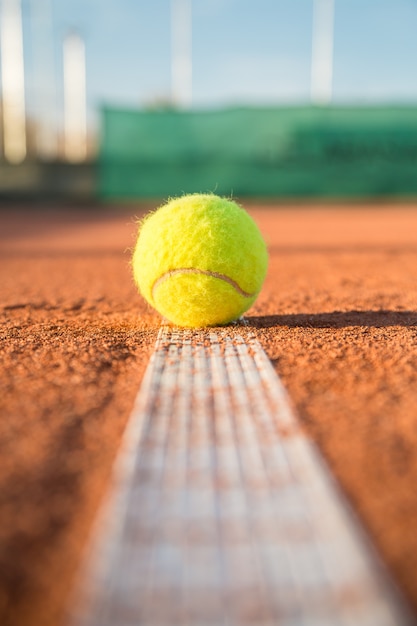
xmin=132 ymin=193 xmax=268 ymax=328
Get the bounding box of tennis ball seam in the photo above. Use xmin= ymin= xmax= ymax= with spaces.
xmin=151 ymin=268 xmax=256 ymax=302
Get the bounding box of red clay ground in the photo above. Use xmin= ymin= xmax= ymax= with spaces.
xmin=1 ymin=202 xmax=417 ymax=625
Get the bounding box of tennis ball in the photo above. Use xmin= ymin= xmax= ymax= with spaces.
xmin=132 ymin=193 xmax=268 ymax=328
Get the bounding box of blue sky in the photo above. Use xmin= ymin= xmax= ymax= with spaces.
xmin=20 ymin=0 xmax=417 ymax=134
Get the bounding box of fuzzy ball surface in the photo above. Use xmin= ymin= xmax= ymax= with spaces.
xmin=132 ymin=194 xmax=268 ymax=328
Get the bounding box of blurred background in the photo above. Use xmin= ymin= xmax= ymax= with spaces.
xmin=0 ymin=0 xmax=417 ymax=202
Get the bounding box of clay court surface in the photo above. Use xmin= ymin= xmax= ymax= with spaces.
xmin=1 ymin=202 xmax=417 ymax=625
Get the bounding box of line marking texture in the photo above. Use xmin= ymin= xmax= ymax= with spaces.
xmin=70 ymin=326 xmax=414 ymax=626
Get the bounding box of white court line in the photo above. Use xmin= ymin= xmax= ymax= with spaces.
xmin=69 ymin=326 xmax=415 ymax=626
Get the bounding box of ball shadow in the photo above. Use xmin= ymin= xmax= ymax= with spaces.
xmin=246 ymin=310 xmax=417 ymax=329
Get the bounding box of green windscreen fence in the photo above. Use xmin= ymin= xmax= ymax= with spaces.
xmin=99 ymin=105 xmax=417 ymax=199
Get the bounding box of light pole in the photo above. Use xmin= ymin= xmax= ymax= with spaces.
xmin=171 ymin=0 xmax=192 ymax=108
xmin=311 ymin=0 xmax=335 ymax=105
xmin=0 ymin=0 xmax=27 ymax=163
xmin=30 ymin=0 xmax=58 ymax=159
xmin=63 ymin=30 xmax=87 ymax=162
